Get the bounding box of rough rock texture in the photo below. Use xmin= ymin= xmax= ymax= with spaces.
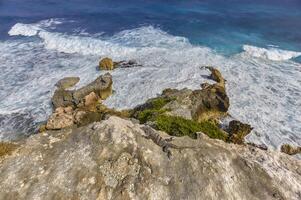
xmin=134 ymin=83 xmax=229 ymax=122
xmin=55 ymin=77 xmax=80 ymax=89
xmin=114 ymin=60 xmax=142 ymax=68
xmin=51 ymin=73 xmax=112 ymax=109
xmin=132 ymin=67 xmax=229 ymax=123
xmin=46 ymin=106 xmax=74 ymax=130
xmin=227 ymin=120 xmax=253 ymax=144
xmin=1 ymin=116 xmax=300 ymax=200
xmin=99 ymin=57 xmax=114 ymax=70
xmin=281 ymin=144 xmax=301 ymax=155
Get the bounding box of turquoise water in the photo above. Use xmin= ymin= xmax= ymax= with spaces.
xmin=0 ymin=0 xmax=300 ymax=150
xmin=1 ymin=0 xmax=301 ymax=54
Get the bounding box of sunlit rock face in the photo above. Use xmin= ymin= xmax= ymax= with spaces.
xmin=0 ymin=116 xmax=300 ymax=200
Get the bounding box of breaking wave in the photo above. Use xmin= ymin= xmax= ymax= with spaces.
xmin=2 ymin=20 xmax=301 ymax=150
xmin=242 ymin=45 xmax=301 ymax=61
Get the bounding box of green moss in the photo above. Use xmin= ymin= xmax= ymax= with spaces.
xmin=155 ymin=115 xmax=227 ymax=141
xmin=0 ymin=142 xmax=18 ymax=158
xmin=132 ymin=97 xmax=173 ymax=123
xmin=198 ymin=120 xmax=228 ymax=141
xmin=149 ymin=97 xmax=172 ymax=110
xmin=132 ymin=96 xmax=227 ymax=141
xmin=137 ymin=109 xmax=168 ymax=124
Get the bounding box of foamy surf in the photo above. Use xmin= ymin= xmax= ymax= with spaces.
xmin=8 ymin=19 xmax=63 ymax=37
xmin=2 ymin=20 xmax=301 ymax=151
xmin=242 ymin=45 xmax=301 ymax=61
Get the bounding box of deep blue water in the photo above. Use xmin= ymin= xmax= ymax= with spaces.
xmin=1 ymin=0 xmax=301 ymax=55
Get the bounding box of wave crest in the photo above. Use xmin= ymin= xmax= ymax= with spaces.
xmin=242 ymin=45 xmax=301 ymax=61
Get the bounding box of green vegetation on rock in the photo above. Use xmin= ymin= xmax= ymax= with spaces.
xmin=132 ymin=96 xmax=227 ymax=141
xmin=132 ymin=97 xmax=173 ymax=123
xmin=155 ymin=115 xmax=227 ymax=140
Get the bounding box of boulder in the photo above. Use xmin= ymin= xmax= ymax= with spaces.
xmin=99 ymin=57 xmax=114 ymax=70
xmin=0 ymin=116 xmax=300 ymax=200
xmin=227 ymin=120 xmax=253 ymax=144
xmin=55 ymin=77 xmax=80 ymax=89
xmin=51 ymin=73 xmax=112 ymax=109
xmin=84 ymin=92 xmax=99 ymax=107
xmin=51 ymin=89 xmax=74 ymax=109
xmin=281 ymin=144 xmax=301 ymax=155
xmin=72 ymin=73 xmax=112 ymax=103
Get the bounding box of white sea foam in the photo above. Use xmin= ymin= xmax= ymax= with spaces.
xmin=8 ymin=19 xmax=63 ymax=36
xmin=242 ymin=45 xmax=301 ymax=61
xmin=2 ymin=21 xmax=301 ymax=150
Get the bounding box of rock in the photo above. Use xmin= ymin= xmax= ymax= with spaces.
xmin=51 ymin=73 xmax=112 ymax=109
xmin=114 ymin=59 xmax=142 ymax=68
xmin=84 ymin=92 xmax=99 ymax=107
xmin=72 ymin=73 xmax=112 ymax=103
xmin=51 ymin=89 xmax=74 ymax=109
xmin=227 ymin=120 xmax=253 ymax=144
xmin=133 ymin=67 xmax=230 ymax=122
xmin=55 ymin=77 xmax=80 ymax=89
xmin=247 ymin=142 xmax=268 ymax=151
xmin=46 ymin=107 xmax=74 ymax=130
xmin=281 ymin=144 xmax=301 ymax=155
xmin=99 ymin=57 xmax=114 ymax=70
xmin=0 ymin=142 xmax=18 ymax=158
xmin=0 ymin=116 xmax=300 ymax=199
xmin=204 ymin=66 xmax=226 ymax=87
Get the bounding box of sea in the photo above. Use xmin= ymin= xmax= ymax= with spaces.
xmin=0 ymin=0 xmax=300 ymax=150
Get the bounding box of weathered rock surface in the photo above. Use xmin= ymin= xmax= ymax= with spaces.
xmin=55 ymin=77 xmax=80 ymax=89
xmin=51 ymin=73 xmax=112 ymax=109
xmin=1 ymin=116 xmax=300 ymax=200
xmin=133 ymin=67 xmax=229 ymax=122
xmin=114 ymin=60 xmax=142 ymax=68
xmin=99 ymin=57 xmax=114 ymax=70
xmin=281 ymin=144 xmax=301 ymax=155
xmin=227 ymin=120 xmax=253 ymax=144
xmin=45 ymin=106 xmax=74 ymax=130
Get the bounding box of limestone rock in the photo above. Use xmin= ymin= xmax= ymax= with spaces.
xmin=55 ymin=77 xmax=80 ymax=89
xmin=227 ymin=120 xmax=253 ymax=144
xmin=51 ymin=73 xmax=112 ymax=109
xmin=72 ymin=73 xmax=112 ymax=102
xmin=51 ymin=89 xmax=74 ymax=109
xmin=0 ymin=117 xmax=300 ymax=200
xmin=281 ymin=144 xmax=301 ymax=155
xmin=99 ymin=57 xmax=114 ymax=70
xmin=84 ymin=92 xmax=99 ymax=107
xmin=46 ymin=107 xmax=74 ymax=130
xmin=133 ymin=67 xmax=229 ymax=122
xmin=204 ymin=66 xmax=226 ymax=87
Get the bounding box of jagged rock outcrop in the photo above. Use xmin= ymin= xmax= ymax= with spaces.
xmin=281 ymin=144 xmax=301 ymax=155
xmin=132 ymin=67 xmax=229 ymax=123
xmin=55 ymin=77 xmax=80 ymax=89
xmin=99 ymin=57 xmax=142 ymax=71
xmin=227 ymin=120 xmax=253 ymax=144
xmin=51 ymin=73 xmax=112 ymax=109
xmin=1 ymin=116 xmax=300 ymax=200
xmin=99 ymin=57 xmax=114 ymax=70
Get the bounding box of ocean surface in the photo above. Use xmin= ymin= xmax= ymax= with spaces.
xmin=0 ymin=0 xmax=300 ymax=150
